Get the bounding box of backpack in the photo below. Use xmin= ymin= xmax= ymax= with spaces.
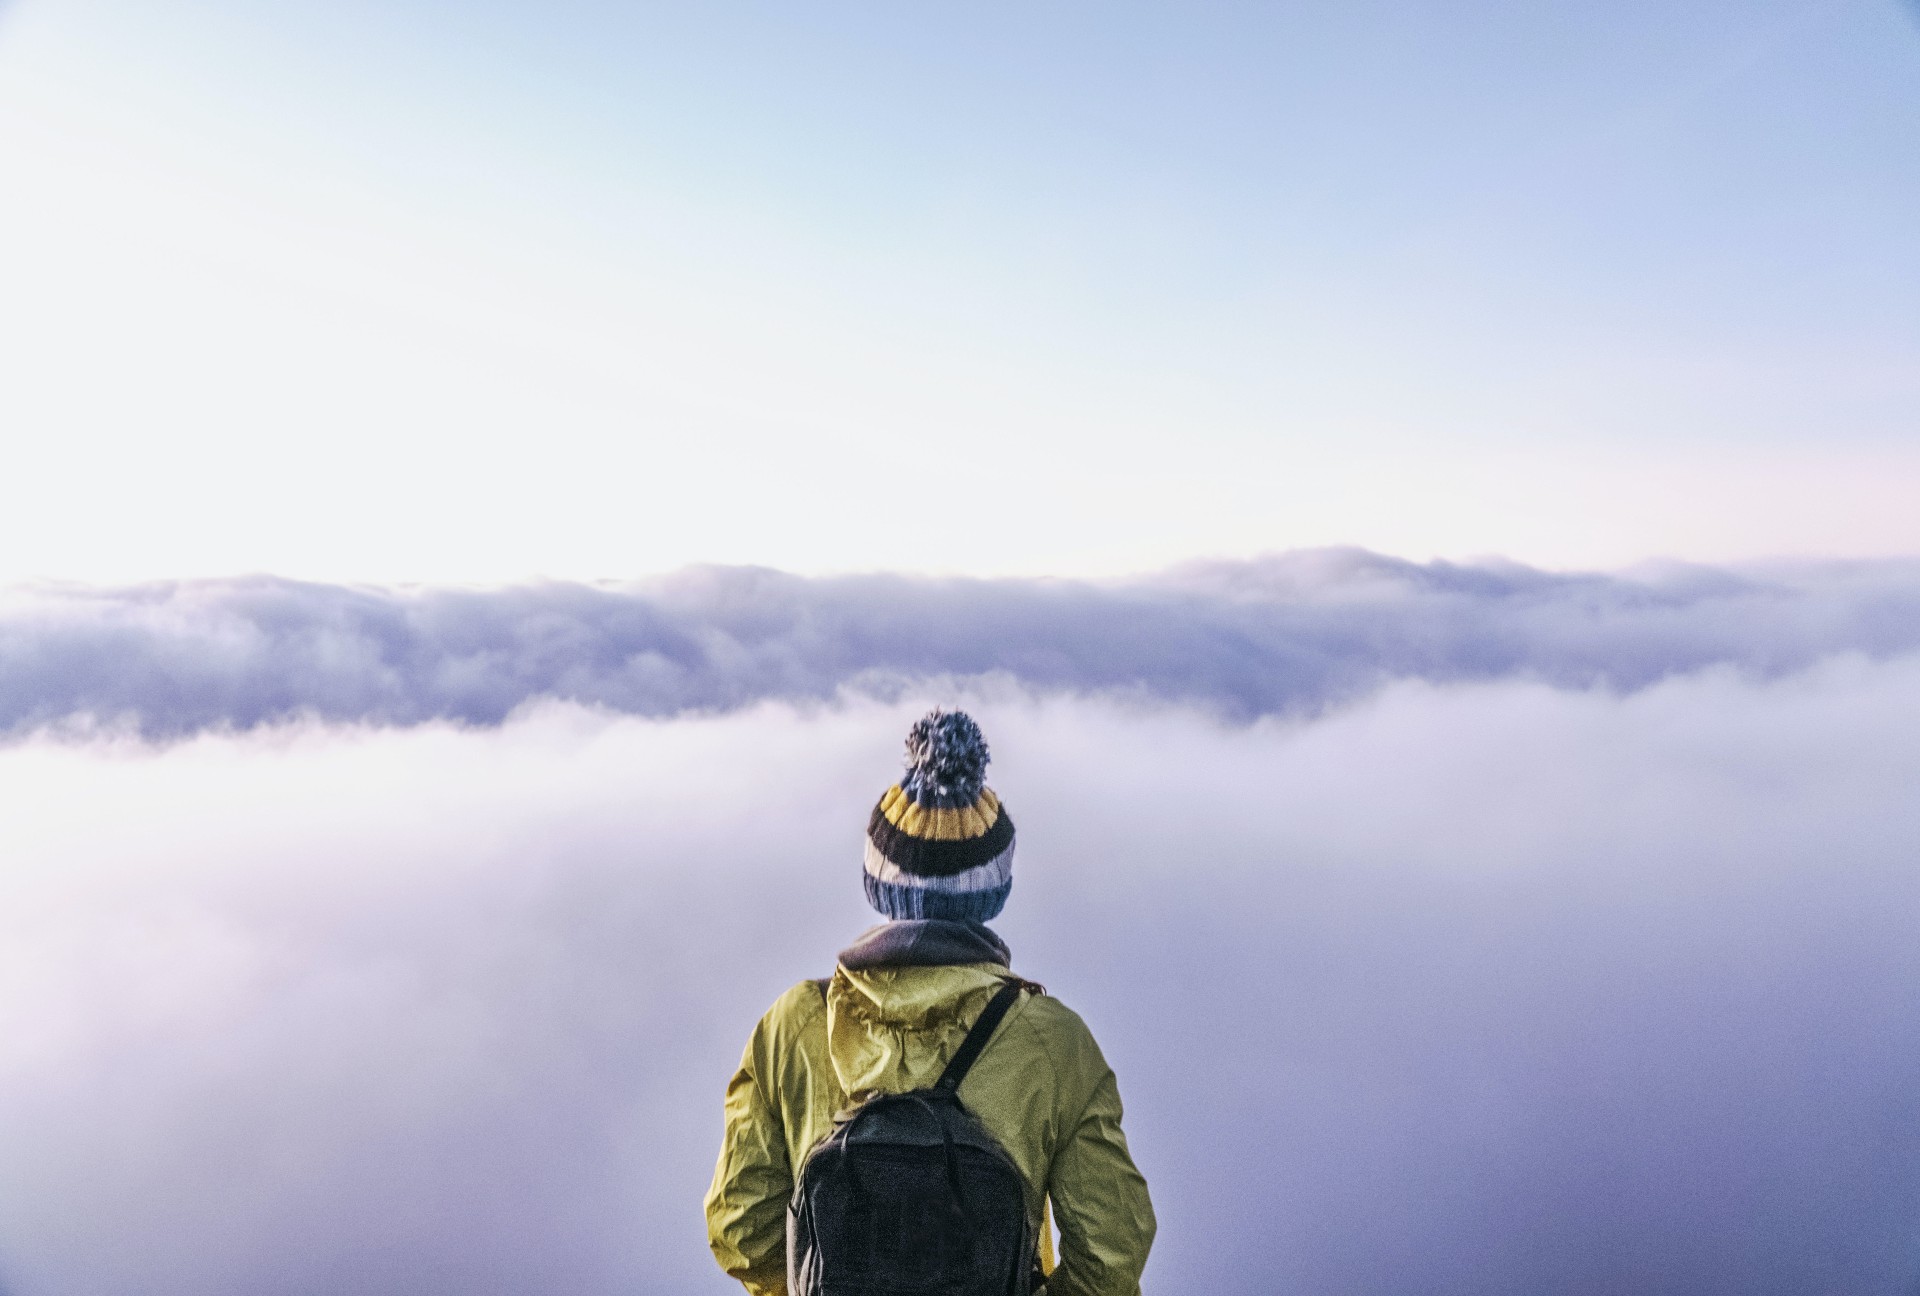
xmin=788 ymin=979 xmax=1037 ymax=1296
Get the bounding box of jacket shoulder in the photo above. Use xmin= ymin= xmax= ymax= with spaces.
xmin=1014 ymin=988 xmax=1095 ymax=1041
xmin=758 ymin=978 xmax=829 ymax=1037
xmin=1006 ymin=989 xmax=1113 ymax=1101
xmin=739 ymin=981 xmax=834 ymax=1107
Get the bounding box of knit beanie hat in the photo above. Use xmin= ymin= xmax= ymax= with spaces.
xmin=864 ymin=709 xmax=1016 ymax=923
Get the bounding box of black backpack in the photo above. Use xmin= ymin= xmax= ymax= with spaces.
xmin=788 ymin=979 xmax=1037 ymax=1296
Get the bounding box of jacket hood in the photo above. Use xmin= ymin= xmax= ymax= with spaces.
xmin=826 ymin=921 xmax=1012 ymax=1097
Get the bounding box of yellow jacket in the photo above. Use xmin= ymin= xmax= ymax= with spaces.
xmin=705 ymin=958 xmax=1156 ymax=1296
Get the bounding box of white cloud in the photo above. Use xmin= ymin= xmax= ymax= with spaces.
xmin=2 ymin=553 xmax=1919 ymax=737
xmin=1 ymin=669 xmax=1918 ymax=1293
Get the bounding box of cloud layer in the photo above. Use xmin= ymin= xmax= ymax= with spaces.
xmin=6 ymin=550 xmax=1920 ymax=737
xmin=2 ymin=668 xmax=1920 ymax=1294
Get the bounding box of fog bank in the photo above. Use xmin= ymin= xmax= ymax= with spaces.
xmin=6 ymin=550 xmax=1920 ymax=737
xmin=1 ymin=663 xmax=1919 ymax=1293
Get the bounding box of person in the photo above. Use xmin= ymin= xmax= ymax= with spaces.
xmin=705 ymin=709 xmax=1156 ymax=1296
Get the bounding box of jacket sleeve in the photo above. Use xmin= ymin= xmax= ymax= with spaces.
xmin=1043 ymin=1061 xmax=1157 ymax=1296
xmin=704 ymin=1013 xmax=792 ymax=1296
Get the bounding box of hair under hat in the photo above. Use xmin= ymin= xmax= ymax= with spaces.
xmin=863 ymin=709 xmax=1015 ymax=922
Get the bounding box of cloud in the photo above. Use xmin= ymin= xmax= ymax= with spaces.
xmin=4 ymin=550 xmax=1920 ymax=738
xmin=1 ymin=668 xmax=1919 ymax=1294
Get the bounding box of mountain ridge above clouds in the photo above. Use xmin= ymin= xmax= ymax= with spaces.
xmin=3 ymin=548 xmax=1919 ymax=739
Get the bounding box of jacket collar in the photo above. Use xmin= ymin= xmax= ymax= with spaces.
xmin=837 ymin=919 xmax=1011 ymax=971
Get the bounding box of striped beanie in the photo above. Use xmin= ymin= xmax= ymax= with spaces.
xmin=864 ymin=709 xmax=1016 ymax=923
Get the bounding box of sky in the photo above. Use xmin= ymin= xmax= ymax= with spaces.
xmin=1 ymin=0 xmax=1917 ymax=581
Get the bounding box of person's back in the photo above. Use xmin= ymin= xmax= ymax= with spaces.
xmin=705 ymin=712 xmax=1155 ymax=1296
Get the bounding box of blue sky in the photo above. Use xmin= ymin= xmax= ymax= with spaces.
xmin=1 ymin=0 xmax=1916 ymax=580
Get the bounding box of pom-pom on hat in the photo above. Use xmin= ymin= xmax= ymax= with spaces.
xmin=864 ymin=709 xmax=1015 ymax=922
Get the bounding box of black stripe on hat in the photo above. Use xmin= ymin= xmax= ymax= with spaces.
xmin=866 ymin=801 xmax=1015 ymax=878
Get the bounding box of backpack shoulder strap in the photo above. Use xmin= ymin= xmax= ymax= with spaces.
xmin=934 ymin=980 xmax=1023 ymax=1095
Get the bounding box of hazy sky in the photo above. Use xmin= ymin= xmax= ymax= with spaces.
xmin=2 ymin=0 xmax=1917 ymax=582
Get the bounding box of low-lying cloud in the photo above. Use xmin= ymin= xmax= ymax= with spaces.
xmin=2 ymin=663 xmax=1919 ymax=1294
xmin=7 ymin=549 xmax=1920 ymax=736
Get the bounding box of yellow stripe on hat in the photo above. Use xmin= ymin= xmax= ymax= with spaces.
xmin=878 ymin=786 xmax=1000 ymax=841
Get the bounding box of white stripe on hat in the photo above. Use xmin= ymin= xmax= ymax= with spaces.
xmin=862 ymin=839 xmax=1014 ymax=894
